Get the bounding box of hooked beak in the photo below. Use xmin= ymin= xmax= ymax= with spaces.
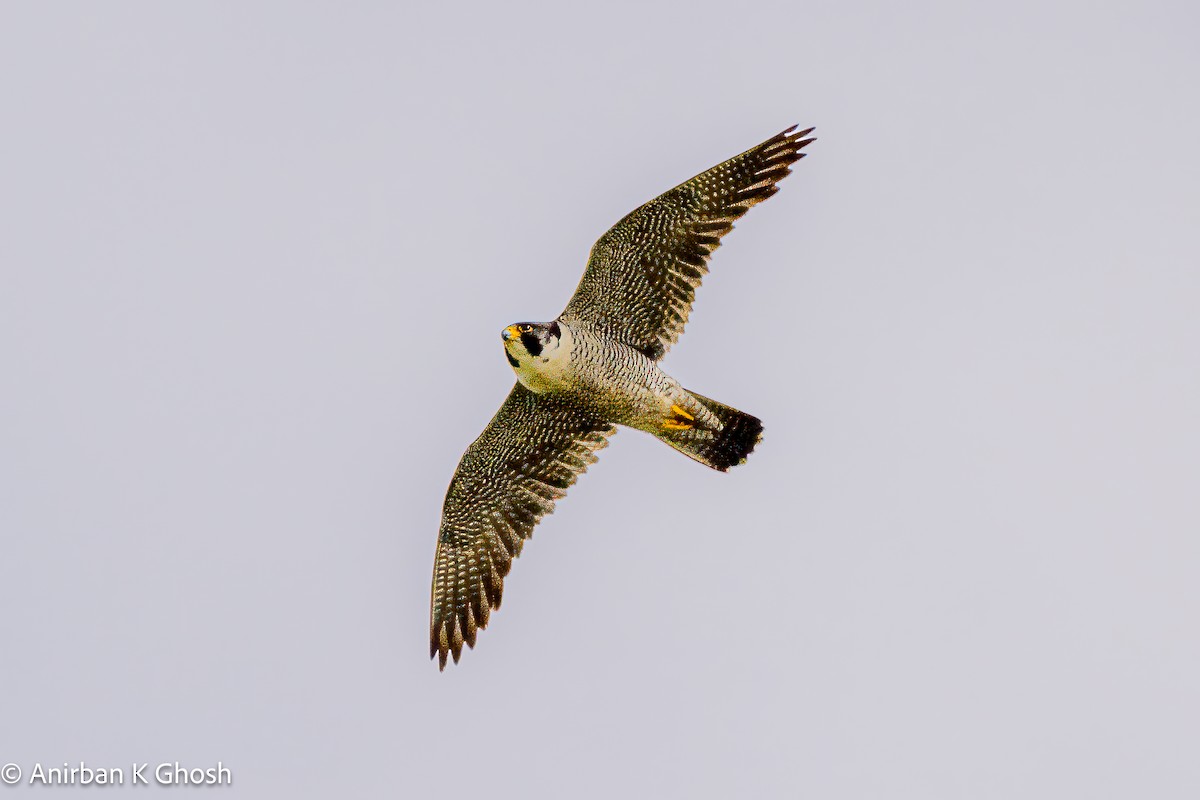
xmin=502 ymin=325 xmax=520 ymax=343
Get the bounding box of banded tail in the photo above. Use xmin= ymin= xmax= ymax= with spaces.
xmin=655 ymin=391 xmax=763 ymax=471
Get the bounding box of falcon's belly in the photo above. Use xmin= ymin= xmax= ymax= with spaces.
xmin=560 ymin=324 xmax=692 ymax=431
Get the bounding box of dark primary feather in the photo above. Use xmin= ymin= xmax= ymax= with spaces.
xmin=560 ymin=125 xmax=815 ymax=360
xmin=430 ymin=383 xmax=614 ymax=669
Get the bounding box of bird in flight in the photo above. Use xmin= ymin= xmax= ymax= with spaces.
xmin=430 ymin=125 xmax=816 ymax=669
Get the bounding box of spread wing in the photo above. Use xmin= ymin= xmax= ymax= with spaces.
xmin=430 ymin=383 xmax=615 ymax=669
xmin=560 ymin=125 xmax=815 ymax=360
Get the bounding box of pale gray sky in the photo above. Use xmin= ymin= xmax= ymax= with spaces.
xmin=2 ymin=1 xmax=1198 ymax=797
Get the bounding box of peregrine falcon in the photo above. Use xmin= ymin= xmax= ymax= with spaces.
xmin=430 ymin=125 xmax=816 ymax=668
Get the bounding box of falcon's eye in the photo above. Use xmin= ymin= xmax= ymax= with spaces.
xmin=521 ymin=325 xmax=533 ymax=333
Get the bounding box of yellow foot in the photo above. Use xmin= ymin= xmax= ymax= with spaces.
xmin=670 ymin=404 xmax=695 ymax=421
xmin=663 ymin=404 xmax=695 ymax=431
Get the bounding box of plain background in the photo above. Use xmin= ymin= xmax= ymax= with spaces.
xmin=2 ymin=1 xmax=1197 ymax=797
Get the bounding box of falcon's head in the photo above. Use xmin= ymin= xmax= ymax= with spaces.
xmin=501 ymin=321 xmax=562 ymax=368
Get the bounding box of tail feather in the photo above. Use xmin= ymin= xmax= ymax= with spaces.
xmin=656 ymin=391 xmax=763 ymax=471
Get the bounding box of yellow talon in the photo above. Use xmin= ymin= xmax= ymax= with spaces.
xmin=663 ymin=404 xmax=695 ymax=430
xmin=670 ymin=404 xmax=694 ymax=421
